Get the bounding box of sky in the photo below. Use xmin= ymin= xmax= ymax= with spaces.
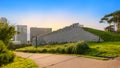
xmin=0 ymin=0 xmax=120 ymax=40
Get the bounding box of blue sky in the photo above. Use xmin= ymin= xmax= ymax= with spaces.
xmin=1 ymin=0 xmax=119 ymax=14
xmin=0 ymin=0 xmax=120 ymax=40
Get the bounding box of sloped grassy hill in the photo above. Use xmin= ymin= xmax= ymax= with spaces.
xmin=83 ymin=27 xmax=120 ymax=42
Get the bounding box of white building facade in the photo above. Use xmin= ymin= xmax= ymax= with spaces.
xmin=13 ymin=25 xmax=27 ymax=44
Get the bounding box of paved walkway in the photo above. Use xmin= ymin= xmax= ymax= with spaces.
xmin=15 ymin=52 xmax=120 ymax=68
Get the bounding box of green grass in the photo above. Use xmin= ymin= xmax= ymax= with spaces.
xmin=86 ymin=42 xmax=120 ymax=57
xmin=1 ymin=56 xmax=38 ymax=68
xmin=16 ymin=41 xmax=89 ymax=54
xmin=83 ymin=27 xmax=120 ymax=41
xmin=16 ymin=41 xmax=120 ymax=60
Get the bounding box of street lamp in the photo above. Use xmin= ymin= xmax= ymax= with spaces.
xmin=35 ymin=36 xmax=38 ymax=48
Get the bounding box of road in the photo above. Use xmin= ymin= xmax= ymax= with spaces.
xmin=15 ymin=52 xmax=120 ymax=68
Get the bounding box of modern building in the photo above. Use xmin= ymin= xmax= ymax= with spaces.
xmin=32 ymin=23 xmax=103 ymax=45
xmin=0 ymin=17 xmax=8 ymax=23
xmin=30 ymin=27 xmax=52 ymax=44
xmin=13 ymin=25 xmax=27 ymax=44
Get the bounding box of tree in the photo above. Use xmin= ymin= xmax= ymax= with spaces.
xmin=100 ymin=10 xmax=120 ymax=33
xmin=0 ymin=40 xmax=15 ymax=66
xmin=104 ymin=25 xmax=115 ymax=32
xmin=0 ymin=21 xmax=16 ymax=46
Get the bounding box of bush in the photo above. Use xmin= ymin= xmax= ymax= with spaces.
xmin=65 ymin=46 xmax=73 ymax=54
xmin=48 ymin=49 xmax=56 ymax=53
xmin=65 ymin=41 xmax=89 ymax=54
xmin=0 ymin=40 xmax=15 ymax=66
xmin=41 ymin=49 xmax=47 ymax=53
xmin=7 ymin=42 xmax=31 ymax=50
xmin=73 ymin=42 xmax=89 ymax=54
xmin=16 ymin=41 xmax=90 ymax=54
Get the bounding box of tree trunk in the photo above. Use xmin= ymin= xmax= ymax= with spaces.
xmin=117 ymin=22 xmax=120 ymax=33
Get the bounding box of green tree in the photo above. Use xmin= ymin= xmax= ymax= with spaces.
xmin=0 ymin=40 xmax=15 ymax=66
xmin=0 ymin=22 xmax=16 ymax=46
xmin=105 ymin=25 xmax=115 ymax=32
xmin=100 ymin=10 xmax=120 ymax=33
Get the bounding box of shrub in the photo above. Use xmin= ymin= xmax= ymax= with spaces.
xmin=72 ymin=42 xmax=89 ymax=54
xmin=16 ymin=41 xmax=90 ymax=54
xmin=65 ymin=41 xmax=89 ymax=54
xmin=55 ymin=47 xmax=65 ymax=53
xmin=7 ymin=42 xmax=31 ymax=50
xmin=65 ymin=46 xmax=74 ymax=54
xmin=63 ymin=41 xmax=90 ymax=54
xmin=48 ymin=48 xmax=56 ymax=53
xmin=0 ymin=40 xmax=15 ymax=66
xmin=41 ymin=49 xmax=47 ymax=53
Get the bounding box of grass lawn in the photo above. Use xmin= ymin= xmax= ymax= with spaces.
xmin=83 ymin=27 xmax=120 ymax=41
xmin=1 ymin=56 xmax=38 ymax=68
xmin=86 ymin=42 xmax=120 ymax=57
xmin=16 ymin=41 xmax=120 ymax=60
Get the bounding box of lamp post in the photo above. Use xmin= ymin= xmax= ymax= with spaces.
xmin=35 ymin=36 xmax=38 ymax=48
xmin=98 ymin=36 xmax=101 ymax=43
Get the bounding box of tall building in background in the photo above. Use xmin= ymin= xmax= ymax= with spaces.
xmin=30 ymin=27 xmax=52 ymax=42
xmin=13 ymin=25 xmax=27 ymax=44
xmin=0 ymin=17 xmax=8 ymax=23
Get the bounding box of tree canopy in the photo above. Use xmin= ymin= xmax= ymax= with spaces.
xmin=0 ymin=22 xmax=16 ymax=45
xmin=100 ymin=10 xmax=120 ymax=33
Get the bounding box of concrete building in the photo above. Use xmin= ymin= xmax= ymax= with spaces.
xmin=13 ymin=25 xmax=27 ymax=44
xmin=32 ymin=23 xmax=103 ymax=45
xmin=30 ymin=27 xmax=52 ymax=44
xmin=0 ymin=17 xmax=8 ymax=23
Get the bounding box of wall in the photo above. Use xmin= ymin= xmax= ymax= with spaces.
xmin=32 ymin=23 xmax=103 ymax=45
xmin=30 ymin=27 xmax=52 ymax=43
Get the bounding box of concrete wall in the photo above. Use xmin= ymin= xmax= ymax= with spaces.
xmin=30 ymin=27 xmax=52 ymax=42
xmin=32 ymin=23 xmax=103 ymax=45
